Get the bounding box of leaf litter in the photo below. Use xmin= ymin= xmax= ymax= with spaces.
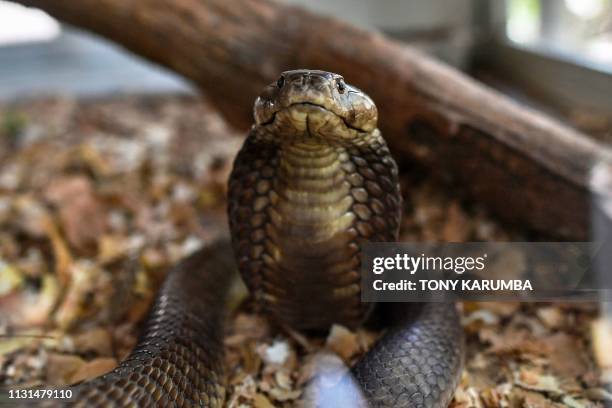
xmin=0 ymin=95 xmax=609 ymax=407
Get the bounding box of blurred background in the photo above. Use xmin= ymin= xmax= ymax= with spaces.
xmin=0 ymin=0 xmax=611 ymax=139
xmin=0 ymin=0 xmax=612 ymax=136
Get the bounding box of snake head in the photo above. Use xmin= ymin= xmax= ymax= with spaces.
xmin=254 ymin=70 xmax=378 ymax=142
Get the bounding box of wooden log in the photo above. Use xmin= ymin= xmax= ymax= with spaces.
xmin=13 ymin=0 xmax=612 ymax=239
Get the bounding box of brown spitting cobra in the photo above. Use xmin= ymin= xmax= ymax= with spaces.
xmin=41 ymin=70 xmax=464 ymax=407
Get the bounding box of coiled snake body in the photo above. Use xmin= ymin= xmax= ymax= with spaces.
xmin=67 ymin=70 xmax=464 ymax=407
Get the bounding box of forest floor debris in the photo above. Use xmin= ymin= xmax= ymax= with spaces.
xmin=0 ymin=95 xmax=609 ymax=407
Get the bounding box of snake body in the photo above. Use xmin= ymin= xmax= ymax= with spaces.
xmin=66 ymin=70 xmax=464 ymax=407
xmin=228 ymin=70 xmax=401 ymax=330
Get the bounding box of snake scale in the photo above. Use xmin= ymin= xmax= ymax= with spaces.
xmin=60 ymin=70 xmax=464 ymax=407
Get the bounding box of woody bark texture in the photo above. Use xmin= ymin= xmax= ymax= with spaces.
xmin=14 ymin=0 xmax=612 ymax=239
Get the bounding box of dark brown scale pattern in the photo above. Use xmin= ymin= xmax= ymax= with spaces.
xmin=347 ymin=139 xmax=402 ymax=245
xmin=351 ymin=303 xmax=464 ymax=408
xmin=345 ymin=139 xmax=403 ymax=320
xmin=227 ymin=134 xmax=279 ymax=312
xmin=228 ymin=129 xmax=402 ymax=330
xmin=69 ymin=242 xmax=234 ymax=408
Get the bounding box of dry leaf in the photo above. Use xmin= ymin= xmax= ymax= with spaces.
xmin=97 ymin=234 xmax=128 ymax=264
xmin=53 ymin=261 xmax=111 ymax=329
xmin=0 ymin=260 xmax=22 ymax=296
xmin=45 ymin=353 xmax=85 ymax=385
xmin=69 ymin=357 xmax=117 ymax=383
xmin=442 ymin=202 xmax=472 ymax=242
xmin=45 ymin=176 xmax=107 ymax=251
xmin=536 ymin=307 xmax=566 ymax=330
xmin=71 ymin=327 xmax=113 ymax=356
xmin=545 ymin=333 xmax=589 ymax=378
xmin=253 ymin=393 xmax=275 ymax=408
xmin=325 ymin=325 xmax=360 ymax=362
xmin=41 ymin=216 xmax=73 ymax=285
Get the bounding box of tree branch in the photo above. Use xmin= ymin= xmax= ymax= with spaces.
xmin=13 ymin=0 xmax=612 ymax=239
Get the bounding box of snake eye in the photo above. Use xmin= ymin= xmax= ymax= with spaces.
xmin=276 ymin=76 xmax=285 ymax=89
xmin=336 ymin=78 xmax=346 ymax=94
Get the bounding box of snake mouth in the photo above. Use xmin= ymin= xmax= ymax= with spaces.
xmin=260 ymin=102 xmax=367 ymax=133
